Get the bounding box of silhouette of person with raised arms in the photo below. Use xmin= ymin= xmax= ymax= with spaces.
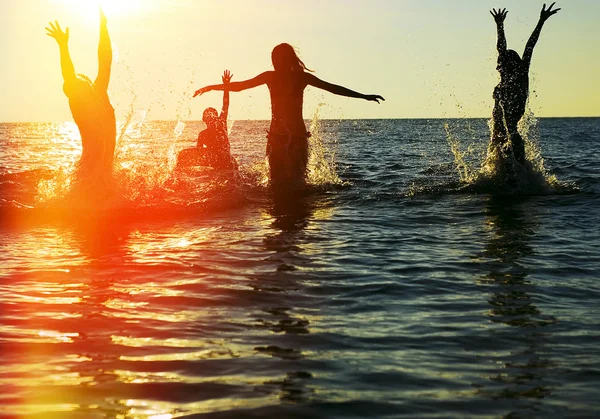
xmin=192 ymin=43 xmax=384 ymax=191
xmin=46 ymin=8 xmax=116 ymax=181
xmin=177 ymin=70 xmax=237 ymax=171
xmin=490 ymin=3 xmax=560 ymax=165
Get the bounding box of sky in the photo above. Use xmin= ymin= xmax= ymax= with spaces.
xmin=1 ymin=0 xmax=599 ymax=122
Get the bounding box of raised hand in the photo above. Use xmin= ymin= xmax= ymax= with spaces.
xmin=540 ymin=2 xmax=560 ymax=21
xmin=490 ymin=8 xmax=508 ymax=25
xmin=222 ymin=70 xmax=233 ymax=84
xmin=45 ymin=21 xmax=69 ymax=45
xmin=365 ymin=95 xmax=385 ymax=104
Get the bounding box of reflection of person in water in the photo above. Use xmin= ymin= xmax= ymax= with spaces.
xmin=177 ymin=70 xmax=238 ymax=171
xmin=193 ymin=43 xmax=384 ymax=190
xmin=489 ymin=3 xmax=560 ymax=164
xmin=476 ymin=196 xmax=557 ymax=407
xmin=46 ymin=9 xmax=116 ymax=179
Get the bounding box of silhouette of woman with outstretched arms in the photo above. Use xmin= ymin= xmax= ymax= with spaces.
xmin=490 ymin=3 xmax=560 ymax=164
xmin=46 ymin=8 xmax=116 ymax=179
xmin=193 ymin=43 xmax=384 ymax=191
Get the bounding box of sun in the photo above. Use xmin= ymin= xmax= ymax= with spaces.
xmin=56 ymin=0 xmax=147 ymax=18
xmin=98 ymin=0 xmax=146 ymax=16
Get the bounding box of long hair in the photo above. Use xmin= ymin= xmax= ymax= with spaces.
xmin=271 ymin=43 xmax=313 ymax=73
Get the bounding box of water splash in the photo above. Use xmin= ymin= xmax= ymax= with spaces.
xmin=519 ymin=109 xmax=558 ymax=186
xmin=35 ymin=166 xmax=74 ymax=203
xmin=306 ymin=105 xmax=343 ymax=187
xmin=444 ymin=119 xmax=483 ymax=184
xmin=240 ymin=105 xmax=344 ymax=191
xmin=445 ymin=108 xmax=574 ymax=195
xmin=113 ymin=122 xmax=178 ymax=205
xmin=243 ymin=157 xmax=270 ymax=189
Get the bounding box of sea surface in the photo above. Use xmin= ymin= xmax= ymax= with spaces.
xmin=1 ymin=118 xmax=599 ymax=418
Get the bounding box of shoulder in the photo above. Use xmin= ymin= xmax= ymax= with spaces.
xmin=63 ymin=75 xmax=93 ymax=98
xmin=259 ymin=71 xmax=275 ymax=83
xmin=300 ymin=72 xmax=321 ymax=86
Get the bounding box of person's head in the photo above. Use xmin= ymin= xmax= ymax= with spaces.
xmin=63 ymin=74 xmax=94 ymax=100
xmin=202 ymin=107 xmax=219 ymax=127
xmin=497 ymin=49 xmax=522 ymax=75
xmin=271 ymin=43 xmax=312 ymax=72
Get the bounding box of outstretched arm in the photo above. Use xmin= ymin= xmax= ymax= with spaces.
xmin=193 ymin=72 xmax=269 ymax=97
xmin=220 ymin=70 xmax=232 ymax=121
xmin=304 ymin=73 xmax=384 ymax=103
xmin=46 ymin=21 xmax=75 ymax=82
xmin=95 ymin=8 xmax=112 ymax=91
xmin=490 ymin=8 xmax=508 ymax=54
xmin=523 ymin=2 xmax=560 ymax=68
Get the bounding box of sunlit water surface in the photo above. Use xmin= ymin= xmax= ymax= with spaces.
xmin=1 ymin=118 xmax=600 ymax=418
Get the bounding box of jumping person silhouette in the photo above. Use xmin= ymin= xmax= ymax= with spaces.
xmin=46 ymin=8 xmax=116 ymax=180
xmin=193 ymin=43 xmax=384 ymax=191
xmin=490 ymin=3 xmax=560 ymax=164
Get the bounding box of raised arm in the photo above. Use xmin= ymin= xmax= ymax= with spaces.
xmin=95 ymin=8 xmax=112 ymax=91
xmin=304 ymin=73 xmax=384 ymax=103
xmin=193 ymin=72 xmax=269 ymax=98
xmin=220 ymin=70 xmax=232 ymax=121
xmin=45 ymin=21 xmax=75 ymax=82
xmin=523 ymin=2 xmax=560 ymax=68
xmin=490 ymin=8 xmax=508 ymax=54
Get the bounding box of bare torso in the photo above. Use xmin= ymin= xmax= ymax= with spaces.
xmin=494 ymin=69 xmax=529 ymax=115
xmin=68 ymin=83 xmax=116 ymax=169
xmin=265 ymin=71 xmax=309 ymax=137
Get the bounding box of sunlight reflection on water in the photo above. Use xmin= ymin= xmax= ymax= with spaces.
xmin=1 ymin=120 xmax=600 ymax=417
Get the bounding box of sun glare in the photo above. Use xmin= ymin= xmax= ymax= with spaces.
xmin=56 ymin=0 xmax=147 ymax=18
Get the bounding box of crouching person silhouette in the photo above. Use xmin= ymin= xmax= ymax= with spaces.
xmin=177 ymin=70 xmax=238 ymax=171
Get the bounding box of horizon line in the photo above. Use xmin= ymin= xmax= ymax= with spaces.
xmin=1 ymin=115 xmax=599 ymax=124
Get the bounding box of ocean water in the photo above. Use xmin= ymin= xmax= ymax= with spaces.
xmin=1 ymin=118 xmax=599 ymax=418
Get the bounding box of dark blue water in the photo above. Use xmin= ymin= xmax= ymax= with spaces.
xmin=1 ymin=118 xmax=599 ymax=418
